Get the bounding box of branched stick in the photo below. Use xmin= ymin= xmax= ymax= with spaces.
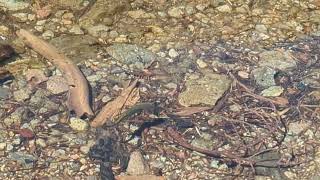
xmin=16 ymin=29 xmax=93 ymax=117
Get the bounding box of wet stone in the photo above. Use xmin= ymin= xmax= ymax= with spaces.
xmin=251 ymin=67 xmax=277 ymax=88
xmin=69 ymin=117 xmax=89 ymax=131
xmin=0 ymin=87 xmax=10 ymax=99
xmin=126 ymin=150 xmax=150 ymax=175
xmin=260 ymin=86 xmax=284 ymax=97
xmin=178 ymin=73 xmax=231 ymax=107
xmin=106 ymin=44 xmax=158 ymax=71
xmin=46 ymin=75 xmax=69 ymax=94
xmin=50 ymin=35 xmax=99 ymax=64
xmin=302 ymin=69 xmax=320 ymax=88
xmin=9 ymin=152 xmax=37 ymax=169
xmin=258 ymin=50 xmax=297 ymax=71
xmin=13 ymin=88 xmax=32 ymax=102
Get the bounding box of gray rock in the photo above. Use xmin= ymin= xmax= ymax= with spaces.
xmin=46 ymin=75 xmax=69 ymax=94
xmin=0 ymin=87 xmax=10 ymax=99
xmin=29 ymin=89 xmax=59 ymax=112
xmin=13 ymin=88 xmax=32 ymax=102
xmin=126 ymin=151 xmax=150 ymax=175
xmin=251 ymin=67 xmax=277 ymax=88
xmin=260 ymin=86 xmax=284 ymax=97
xmin=106 ymin=44 xmax=157 ymax=70
xmin=178 ymin=73 xmax=231 ymax=107
xmin=9 ymin=152 xmax=37 ymax=168
xmin=50 ymin=35 xmax=99 ymax=64
xmin=258 ymin=50 xmax=297 ymax=71
xmin=302 ymin=69 xmax=320 ymax=88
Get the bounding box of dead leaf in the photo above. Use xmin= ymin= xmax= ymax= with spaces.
xmin=90 ymin=80 xmax=140 ymax=127
xmin=116 ymin=175 xmax=165 ymax=180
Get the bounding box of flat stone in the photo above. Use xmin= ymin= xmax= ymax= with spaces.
xmin=46 ymin=75 xmax=69 ymax=94
xmin=13 ymin=88 xmax=32 ymax=102
xmin=260 ymin=86 xmax=284 ymax=97
xmin=9 ymin=152 xmax=37 ymax=168
xmin=0 ymin=87 xmax=10 ymax=99
xmin=3 ymin=107 xmax=25 ymax=127
xmin=126 ymin=150 xmax=150 ymax=175
xmin=258 ymin=50 xmax=297 ymax=71
xmin=106 ymin=44 xmax=157 ymax=70
xmin=29 ymin=89 xmax=60 ymax=112
xmin=251 ymin=67 xmax=277 ymax=88
xmin=69 ymin=117 xmax=89 ymax=131
xmin=302 ymin=69 xmax=320 ymax=88
xmin=178 ymin=73 xmax=231 ymax=107
xmin=50 ymin=35 xmax=98 ymax=64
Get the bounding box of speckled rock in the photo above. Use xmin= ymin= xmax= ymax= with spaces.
xmin=46 ymin=75 xmax=69 ymax=94
xmin=178 ymin=73 xmax=231 ymax=107
xmin=252 ymin=67 xmax=277 ymax=88
xmin=260 ymin=86 xmax=284 ymax=97
xmin=258 ymin=50 xmax=297 ymax=71
xmin=69 ymin=117 xmax=89 ymax=131
xmin=106 ymin=44 xmax=157 ymax=70
xmin=13 ymin=88 xmax=32 ymax=102
xmin=126 ymin=150 xmax=150 ymax=175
